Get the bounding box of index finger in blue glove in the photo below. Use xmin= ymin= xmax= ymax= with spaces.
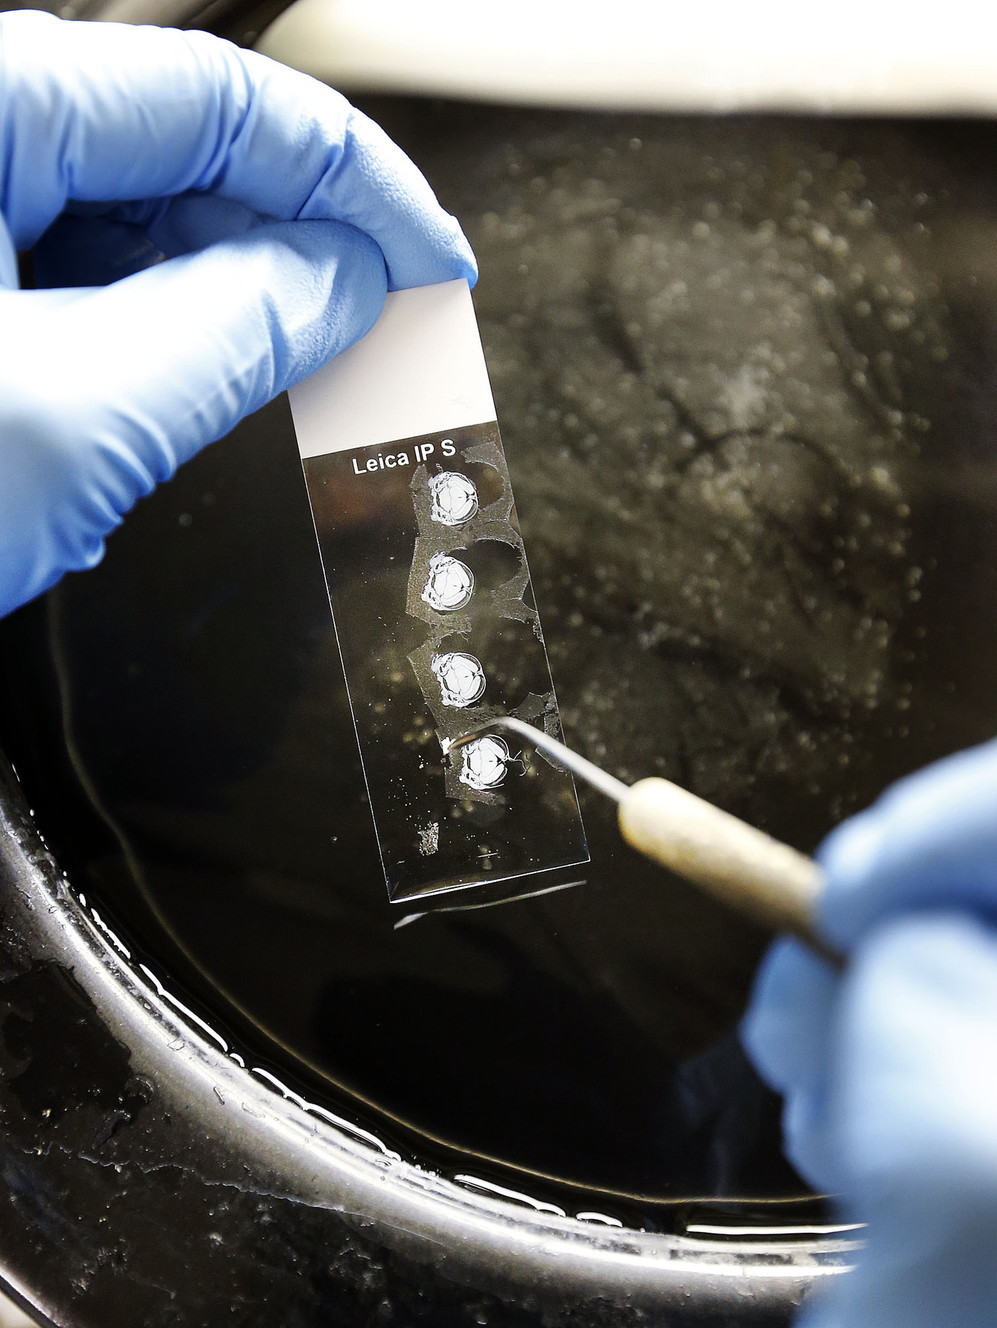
xmin=0 ymin=11 xmax=476 ymax=291
xmin=0 ymin=216 xmax=386 ymax=616
xmin=818 ymin=737 xmax=997 ymax=948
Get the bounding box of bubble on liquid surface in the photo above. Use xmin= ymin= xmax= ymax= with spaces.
xmin=459 ymin=736 xmax=511 ymax=790
xmin=430 ymin=472 xmax=479 ymax=526
xmin=432 ymin=652 xmax=486 ymax=707
xmin=421 ymin=553 xmax=475 ymax=611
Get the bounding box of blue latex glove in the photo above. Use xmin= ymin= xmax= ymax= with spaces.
xmin=742 ymin=738 xmax=997 ymax=1328
xmin=0 ymin=11 xmax=476 ymax=618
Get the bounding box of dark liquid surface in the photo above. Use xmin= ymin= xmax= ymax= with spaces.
xmin=5 ymin=110 xmax=997 ymax=1232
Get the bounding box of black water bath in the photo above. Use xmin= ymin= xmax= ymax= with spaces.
xmin=2 ymin=108 xmax=997 ymax=1325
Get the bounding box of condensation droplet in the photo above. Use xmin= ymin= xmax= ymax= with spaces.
xmin=431 ymin=652 xmax=486 ymax=707
xmin=429 ymin=472 xmax=479 ymax=526
xmin=421 ymin=552 xmax=474 ymax=611
xmin=459 ymin=736 xmax=511 ymax=790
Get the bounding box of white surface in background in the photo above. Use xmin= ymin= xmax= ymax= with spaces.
xmin=258 ymin=0 xmax=997 ymax=113
xmin=289 ymin=279 xmax=495 ymax=458
xmin=0 ymin=1294 xmax=33 ymax=1327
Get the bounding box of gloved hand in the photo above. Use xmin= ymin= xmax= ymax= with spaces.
xmin=0 ymin=11 xmax=476 ymax=618
xmin=741 ymin=738 xmax=997 ymax=1328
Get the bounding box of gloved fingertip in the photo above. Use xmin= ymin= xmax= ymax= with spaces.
xmin=818 ymin=811 xmax=882 ymax=887
xmin=442 ymin=215 xmax=478 ymax=288
xmin=739 ymin=945 xmax=785 ymax=1058
xmin=782 ymin=1086 xmax=839 ymax=1192
xmin=741 ymin=937 xmax=838 ymax=1093
xmin=458 ymin=233 xmax=479 ymax=288
xmin=817 ymin=811 xmax=884 ymax=945
xmin=740 ymin=939 xmax=795 ymax=1079
xmin=738 ymin=1008 xmax=779 ymax=1090
xmin=383 ymin=231 xmax=478 ymax=294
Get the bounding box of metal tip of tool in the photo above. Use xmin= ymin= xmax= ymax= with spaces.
xmin=447 ymin=716 xmax=630 ymax=804
xmin=449 ymin=719 xmax=837 ymax=962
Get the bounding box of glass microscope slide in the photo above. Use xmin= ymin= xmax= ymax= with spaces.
xmin=288 ymin=280 xmax=589 ymax=903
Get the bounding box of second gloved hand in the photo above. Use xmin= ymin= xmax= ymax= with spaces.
xmin=741 ymin=738 xmax=997 ymax=1328
xmin=0 ymin=11 xmax=476 ymax=618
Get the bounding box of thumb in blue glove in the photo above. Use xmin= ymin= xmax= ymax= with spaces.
xmin=741 ymin=738 xmax=997 ymax=1328
xmin=0 ymin=11 xmax=477 ymax=618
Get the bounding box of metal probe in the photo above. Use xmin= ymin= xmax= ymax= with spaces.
xmin=450 ymin=716 xmax=838 ymax=963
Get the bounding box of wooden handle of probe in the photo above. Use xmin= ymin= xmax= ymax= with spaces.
xmin=618 ymin=778 xmax=829 ymax=951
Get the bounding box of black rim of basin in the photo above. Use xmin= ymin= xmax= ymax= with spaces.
xmin=0 ymin=751 xmax=851 ymax=1325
